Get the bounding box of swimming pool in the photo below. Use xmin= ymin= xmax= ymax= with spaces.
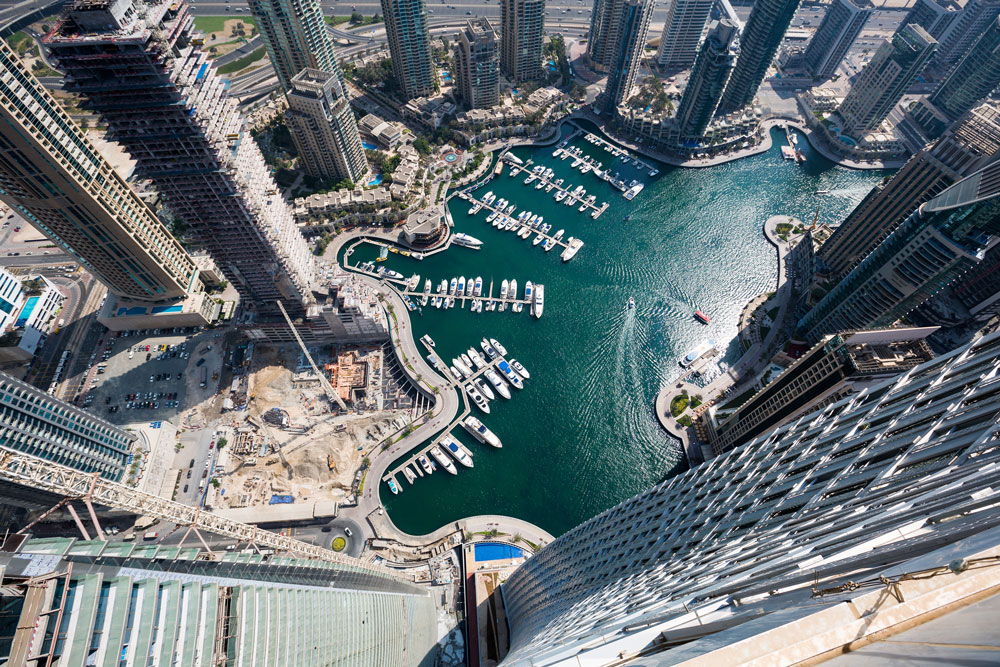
xmin=368 ymin=174 xmax=383 ymax=186
xmin=474 ymin=543 xmax=524 ymax=561
xmin=362 ymin=141 xmax=378 ymax=150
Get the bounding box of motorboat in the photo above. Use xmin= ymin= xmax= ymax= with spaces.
xmin=453 ymin=358 xmax=472 ymax=377
xmin=388 ymin=479 xmax=400 ymax=494
xmin=624 ymin=183 xmax=644 ymax=200
xmin=555 ymin=190 xmax=568 ymax=202
xmin=695 ymin=310 xmax=711 ymax=325
xmin=460 ymin=353 xmax=474 ymax=370
xmin=489 ymin=338 xmax=508 ymax=356
xmin=533 ymin=233 xmax=545 ymax=246
xmin=475 ymin=378 xmax=495 ymax=400
xmin=509 ymin=358 xmax=530 ymax=379
xmin=628 ymin=297 xmax=636 ymax=310
xmin=458 ymin=276 xmax=466 ymax=295
xmin=481 ymin=339 xmax=498 ymax=359
xmin=468 ymin=348 xmax=487 ymax=369
xmin=418 ymin=454 xmax=434 ymax=475
xmin=484 ymin=369 xmax=511 ymax=399
xmin=561 ymin=237 xmax=584 ymax=262
xmin=442 ymin=437 xmax=474 ymax=467
xmin=466 ymin=383 xmax=491 ymax=413
xmin=466 ymin=277 xmax=475 ymax=297
xmin=453 ymin=233 xmax=483 ymax=249
xmin=509 ymin=279 xmax=518 ymax=301
xmin=463 ymin=416 xmax=502 ymax=448
xmin=449 ymin=278 xmax=457 ymax=295
xmin=680 ymin=340 xmax=716 ymax=369
xmin=524 ymin=281 xmax=533 ymax=301
xmin=423 ymin=278 xmax=432 ymax=294
xmin=438 ymin=279 xmax=447 ymax=293
xmin=403 ymin=467 xmax=417 ymax=484
xmin=500 ymin=280 xmax=509 ymax=300
xmin=543 ymin=239 xmax=556 ymax=252
xmin=497 ymin=360 xmax=524 ymax=389
xmin=430 ymin=446 xmax=458 ymax=474
xmin=449 ymin=365 xmax=461 ymax=380
xmin=532 ymin=284 xmax=544 ymax=319
xmin=553 ymin=229 xmax=565 ymax=241
xmin=474 ymin=277 xmax=483 ymax=296
xmin=420 ymin=334 xmax=435 ymax=348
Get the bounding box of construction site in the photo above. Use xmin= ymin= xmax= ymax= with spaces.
xmin=210 ymin=341 xmax=417 ymax=514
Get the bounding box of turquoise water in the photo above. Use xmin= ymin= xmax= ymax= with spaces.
xmin=347 ymin=125 xmax=891 ymax=537
xmin=475 ymin=543 xmax=525 ymax=561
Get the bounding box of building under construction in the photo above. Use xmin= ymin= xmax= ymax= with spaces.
xmin=44 ymin=0 xmax=316 ymax=317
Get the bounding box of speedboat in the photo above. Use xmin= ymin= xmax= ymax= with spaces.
xmin=463 ymin=416 xmax=502 ymax=448
xmin=486 ymin=210 xmax=498 ymax=223
xmin=468 ymin=348 xmax=487 ymax=369
xmin=484 ymin=369 xmax=511 ymax=399
xmin=453 ymin=358 xmax=472 ymax=377
xmin=442 ymin=437 xmax=474 ymax=467
xmin=458 ymin=276 xmax=466 ymax=295
xmin=449 ymin=278 xmax=457 ymax=295
xmin=418 ymin=454 xmax=434 ymax=475
xmin=453 ymin=233 xmax=483 ymax=249
xmin=553 ymin=229 xmax=565 ymax=241
xmin=403 ymin=467 xmax=417 ymax=484
xmin=474 ymin=277 xmax=483 ymax=297
xmin=628 ymin=297 xmax=636 ymax=309
xmin=497 ymin=360 xmax=524 ymax=389
xmin=466 ymin=277 xmax=475 ymax=297
xmin=475 ymin=378 xmax=495 ymax=400
xmin=532 ymin=284 xmax=544 ymax=319
xmin=466 ymin=383 xmax=491 ymax=413
xmin=533 ymin=233 xmax=544 ymax=246
xmin=555 ymin=190 xmax=568 ymax=202
xmin=624 ymin=183 xmax=644 ymax=200
xmin=481 ymin=339 xmax=498 ymax=359
xmin=438 ymin=279 xmax=447 ymax=293
xmin=524 ymin=281 xmax=533 ymax=301
xmin=460 ymin=353 xmax=474 ymax=370
xmin=534 ymin=216 xmax=544 ymax=229
xmin=509 ymin=279 xmax=518 ymax=301
xmin=500 ymin=280 xmax=509 ymax=300
xmin=489 ymin=338 xmax=508 ymax=356
xmin=561 ymin=237 xmax=584 ymax=262
xmin=387 ymin=479 xmax=400 ymax=495
xmin=430 ymin=446 xmax=458 ymax=474
xmin=509 ymin=358 xmax=530 ymax=379
xmin=543 ymin=239 xmax=555 ymax=252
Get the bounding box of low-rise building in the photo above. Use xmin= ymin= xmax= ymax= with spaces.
xmin=402 ymin=206 xmax=446 ymax=247
xmin=358 ymin=113 xmax=404 ymax=150
xmin=0 ymin=270 xmax=66 ymax=363
xmin=402 ymin=96 xmax=456 ymax=129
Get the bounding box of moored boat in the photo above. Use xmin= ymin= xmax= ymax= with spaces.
xmin=481 ymin=339 xmax=498 ymax=358
xmin=532 ymin=284 xmax=544 ymax=319
xmin=387 ymin=479 xmax=400 ymax=494
xmin=475 ymin=378 xmax=495 ymax=400
xmin=484 ymin=369 xmax=511 ymax=399
xmin=474 ymin=276 xmax=483 ymax=296
xmin=442 ymin=437 xmax=474 ymax=467
xmin=466 ymin=383 xmax=491 ymax=413
xmin=430 ymin=446 xmax=458 ymax=474
xmin=497 ymin=360 xmax=524 ymax=389
xmin=509 ymin=358 xmax=530 ymax=379
xmin=403 ymin=467 xmax=417 ymax=484
xmin=489 ymin=338 xmax=508 ymax=356
xmin=418 ymin=454 xmax=434 ymax=475
xmin=463 ymin=416 xmax=502 ymax=447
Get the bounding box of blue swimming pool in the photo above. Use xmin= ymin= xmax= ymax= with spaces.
xmin=474 ymin=543 xmax=524 ymax=561
xmin=362 ymin=141 xmax=378 ymax=150
xmin=368 ymin=174 xmax=383 ymax=186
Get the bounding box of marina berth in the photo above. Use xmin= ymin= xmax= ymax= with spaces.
xmin=430 ymin=446 xmax=458 ymax=475
xmin=475 ymin=378 xmax=495 ymax=400
xmin=442 ymin=437 xmax=475 ymax=467
xmin=463 ymin=416 xmax=502 ymax=448
xmin=418 ymin=454 xmax=434 ymax=475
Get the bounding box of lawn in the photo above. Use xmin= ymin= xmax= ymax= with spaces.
xmin=217 ymin=46 xmax=266 ymax=75
xmin=194 ymin=15 xmax=256 ymax=35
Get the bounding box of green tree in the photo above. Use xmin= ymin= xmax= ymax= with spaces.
xmin=413 ymin=137 xmax=431 ymax=155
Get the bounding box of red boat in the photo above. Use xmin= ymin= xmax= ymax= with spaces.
xmin=694 ymin=310 xmax=710 ymax=325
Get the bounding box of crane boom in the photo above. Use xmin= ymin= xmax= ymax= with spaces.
xmin=274 ymin=301 xmax=347 ymax=411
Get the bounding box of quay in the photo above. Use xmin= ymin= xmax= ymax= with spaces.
xmin=500 ymin=159 xmax=610 ymax=219
xmin=460 ymin=195 xmax=575 ymax=251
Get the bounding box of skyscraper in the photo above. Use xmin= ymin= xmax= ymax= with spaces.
xmin=381 ymin=0 xmax=436 ymax=98
xmin=654 ymin=0 xmax=713 ymax=71
xmin=716 ymin=0 xmax=802 ymax=115
xmin=836 ymin=24 xmax=937 ymax=136
xmin=455 ymin=18 xmax=500 ymax=109
xmin=247 ymin=0 xmax=340 ymax=92
xmin=46 ymin=0 xmax=315 ymax=317
xmin=934 ymin=0 xmax=1000 ymax=67
xmin=798 ymin=159 xmax=1000 ymax=341
xmin=802 ymin=0 xmax=872 ymax=79
xmin=501 ymin=0 xmax=545 ymax=82
xmin=900 ymin=0 xmax=963 ymax=38
xmin=586 ymin=0 xmax=626 ymax=72
xmin=709 ymin=328 xmax=934 ymax=455
xmin=910 ymin=16 xmax=1000 ymax=141
xmin=0 ymin=371 xmax=134 ymax=480
xmin=286 ymin=69 xmax=370 ymax=184
xmin=819 ymin=102 xmax=1000 ymax=277
xmin=674 ymin=20 xmax=740 ymax=137
xmin=501 ymin=328 xmax=1000 ymax=663
xmin=0 ymin=38 xmax=195 ymax=303
xmin=0 ymin=534 xmax=438 ymax=665
xmin=598 ymin=0 xmax=653 ymax=114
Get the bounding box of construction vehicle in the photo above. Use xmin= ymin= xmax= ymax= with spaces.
xmin=327 ymin=455 xmax=337 ymax=471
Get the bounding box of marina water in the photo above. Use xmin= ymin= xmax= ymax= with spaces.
xmin=346 ymin=125 xmax=891 ymax=537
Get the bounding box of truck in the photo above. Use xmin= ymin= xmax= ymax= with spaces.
xmin=200 ymin=366 xmax=208 ymax=387
xmin=143 ymin=531 xmax=158 ymax=540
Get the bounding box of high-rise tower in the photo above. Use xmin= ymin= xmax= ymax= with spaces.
xmin=501 ymin=0 xmax=545 ymax=82
xmin=586 ymin=0 xmax=626 ymax=72
xmin=675 ymin=20 xmax=740 ymax=137
xmin=799 ymin=159 xmax=1000 ymax=341
xmin=598 ymin=0 xmax=653 ymax=114
xmin=455 ymin=18 xmax=500 ymax=109
xmin=819 ymin=102 xmax=1000 ymax=277
xmin=654 ymin=0 xmax=713 ymax=71
xmin=836 ymin=24 xmax=937 ymax=136
xmin=716 ymin=0 xmax=802 ymax=115
xmin=286 ymin=69 xmax=370 ymax=184
xmin=900 ymin=0 xmax=963 ymax=38
xmin=45 ymin=0 xmax=316 ymax=317
xmin=802 ymin=0 xmax=872 ymax=79
xmin=0 ymin=38 xmax=195 ymax=303
xmin=381 ymin=0 xmax=436 ymax=98
xmin=247 ymin=0 xmax=340 ymax=92
xmin=934 ymin=0 xmax=1000 ymax=67
xmin=501 ymin=329 xmax=1000 ymax=664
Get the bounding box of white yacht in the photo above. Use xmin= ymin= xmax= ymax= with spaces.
xmin=474 ymin=276 xmax=483 ymax=296
xmin=466 ymin=277 xmax=475 ymax=297
xmin=418 ymin=454 xmax=434 ymax=475
xmin=533 ymin=233 xmax=544 ymax=246
xmin=403 ymin=467 xmax=417 ymax=484
xmin=532 ymin=284 xmax=544 ymax=319
xmin=624 ymin=183 xmax=645 ymax=200
xmin=553 ymin=229 xmax=565 ymax=241
xmin=500 ymin=280 xmax=509 ymax=300
xmin=489 ymin=338 xmax=508 ymax=356
xmin=452 ymin=233 xmax=483 ymax=249
xmin=449 ymin=278 xmax=457 ymax=295
xmin=524 ymin=281 xmax=533 ymax=301
xmin=509 ymin=358 xmax=530 ymax=379
xmin=466 ymin=383 xmax=491 ymax=413
xmin=481 ymin=339 xmax=499 ymax=359
xmin=453 ymin=358 xmax=472 ymax=378
xmin=458 ymin=276 xmax=466 ymax=295
xmin=561 ymin=237 xmax=584 ymax=262
xmin=468 ymin=348 xmax=487 ymax=369
xmin=497 ymin=360 xmax=524 ymax=389
xmin=484 ymin=369 xmax=511 ymax=399
xmin=423 ymin=278 xmax=432 ymax=294
xmin=430 ymin=446 xmax=458 ymax=475
xmin=463 ymin=416 xmax=502 ymax=448
xmin=555 ymin=190 xmax=568 ymax=202
xmin=441 ymin=437 xmax=474 ymax=467
xmin=509 ymin=279 xmax=518 ymax=301
xmin=460 ymin=353 xmax=474 ymax=370
xmin=474 ymin=378 xmax=495 ymax=400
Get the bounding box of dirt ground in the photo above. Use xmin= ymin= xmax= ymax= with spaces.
xmin=202 ymin=20 xmax=255 ymax=59
xmin=221 ymin=347 xmax=409 ymax=508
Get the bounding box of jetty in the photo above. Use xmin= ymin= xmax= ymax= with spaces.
xmin=501 ymin=159 xmax=610 ymax=219
xmin=460 ymin=194 xmax=585 ymax=254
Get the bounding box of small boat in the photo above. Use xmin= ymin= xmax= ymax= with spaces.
xmin=468 ymin=348 xmax=487 ymax=369
xmin=430 ymin=446 xmax=458 ymax=475
xmin=442 ymin=437 xmax=474 ymax=467
xmin=466 ymin=383 xmax=491 ymax=413
xmin=453 ymin=358 xmax=472 ymax=377
xmin=509 ymin=279 xmax=518 ymax=301
xmin=453 ymin=233 xmax=483 ymax=249
xmin=475 ymin=378 xmax=495 ymax=400
xmin=481 ymin=339 xmax=498 ymax=359
xmin=460 ymin=353 xmax=474 ymax=370
xmin=553 ymin=229 xmax=565 ymax=241
xmin=423 ymin=278 xmax=432 ymax=294
xmin=509 ymin=358 xmax=530 ymax=379
xmin=403 ymin=467 xmax=417 ymax=484
xmin=490 ymin=338 xmax=508 ymax=356
xmin=458 ymin=276 xmax=466 ymax=294
xmin=420 ymin=334 xmax=436 ymax=348
xmin=500 ymin=280 xmax=509 ymax=300
xmin=418 ymin=454 xmax=434 ymax=475
xmin=555 ymin=190 xmax=568 ymax=202
xmin=449 ymin=365 xmax=461 ymax=380
xmin=532 ymin=284 xmax=544 ymax=319
xmin=628 ymin=297 xmax=636 ymax=309
xmin=463 ymin=416 xmax=502 ymax=447
xmin=561 ymin=237 xmax=583 ymax=262
xmin=466 ymin=277 xmax=475 ymax=297
xmin=484 ymin=369 xmax=511 ymax=399
xmin=623 ymin=215 xmax=631 ymax=222
xmin=387 ymin=479 xmax=400 ymax=495
xmin=497 ymin=360 xmax=524 ymax=389
xmin=533 ymin=233 xmax=544 ymax=246
xmin=486 ymin=210 xmax=498 ymax=223
xmin=816 ymin=189 xmax=830 ymax=195
xmin=438 ymin=279 xmax=447 ymax=293
xmin=449 ymin=278 xmax=457 ymax=295
xmin=474 ymin=277 xmax=483 ymax=296
xmin=694 ymin=310 xmax=711 ymax=325
xmin=624 ymin=183 xmax=644 ymax=200
xmin=543 ymin=239 xmax=555 ymax=252
xmin=524 ymin=281 xmax=533 ymax=301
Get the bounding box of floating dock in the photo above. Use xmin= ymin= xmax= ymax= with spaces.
xmin=461 ymin=194 xmax=582 ymax=253
xmin=502 ymin=160 xmax=610 ymax=219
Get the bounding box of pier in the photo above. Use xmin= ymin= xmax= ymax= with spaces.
xmin=501 ymin=160 xmax=610 ymax=219
xmin=581 ymin=130 xmax=660 ymax=176
xmin=460 ymin=194 xmax=578 ymax=252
